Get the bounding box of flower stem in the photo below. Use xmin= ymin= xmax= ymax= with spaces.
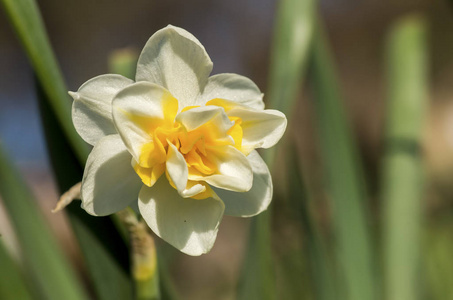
xmin=117 ymin=208 xmax=160 ymax=300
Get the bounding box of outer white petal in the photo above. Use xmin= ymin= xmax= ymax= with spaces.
xmin=190 ymin=146 xmax=253 ymax=192
xmin=80 ymin=135 xmax=142 ymax=216
xmin=70 ymin=74 xmax=133 ymax=145
xmin=198 ymin=73 xmax=265 ymax=110
xmin=112 ymin=82 xmax=177 ymax=163
xmin=214 ymin=150 xmax=272 ymax=217
xmin=166 ymin=142 xmax=188 ymax=193
xmin=139 ymin=177 xmax=224 ymax=256
xmin=227 ymin=107 xmax=287 ymax=149
xmin=136 ymin=25 xmax=213 ymax=108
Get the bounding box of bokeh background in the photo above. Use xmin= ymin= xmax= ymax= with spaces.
xmin=1 ymin=0 xmax=453 ymax=299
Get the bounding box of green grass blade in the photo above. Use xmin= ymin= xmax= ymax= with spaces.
xmin=237 ymin=211 xmax=275 ymax=300
xmin=0 ymin=240 xmax=34 ymax=300
xmin=286 ymin=143 xmax=337 ymax=300
xmin=262 ymin=0 xmax=315 ymax=168
xmin=0 ymin=144 xmax=88 ymax=300
xmin=267 ymin=0 xmax=315 ymax=114
xmin=424 ymin=218 xmax=453 ymax=300
xmin=382 ymin=15 xmax=428 ymax=300
xmin=37 ymin=80 xmax=133 ymax=300
xmin=237 ymin=0 xmax=315 ymax=298
xmin=310 ymin=19 xmax=377 ymax=300
xmin=0 ymin=0 xmax=89 ymax=163
xmin=158 ymin=260 xmax=180 ymax=300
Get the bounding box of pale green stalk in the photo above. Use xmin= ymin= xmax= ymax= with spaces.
xmin=382 ymin=15 xmax=427 ymax=300
xmin=117 ymin=208 xmax=160 ymax=300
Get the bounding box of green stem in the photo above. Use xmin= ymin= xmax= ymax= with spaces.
xmin=117 ymin=209 xmax=161 ymax=300
xmin=382 ymin=15 xmax=427 ymax=300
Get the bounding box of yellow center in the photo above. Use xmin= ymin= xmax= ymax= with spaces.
xmin=132 ymin=97 xmax=245 ymax=199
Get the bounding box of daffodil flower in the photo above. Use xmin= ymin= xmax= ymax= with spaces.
xmin=70 ymin=25 xmax=287 ymax=256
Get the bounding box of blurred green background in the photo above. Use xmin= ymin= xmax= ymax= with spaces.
xmin=1 ymin=0 xmax=453 ymax=299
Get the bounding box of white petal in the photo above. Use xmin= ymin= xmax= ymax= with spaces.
xmin=112 ymin=81 xmax=178 ymax=163
xmin=166 ymin=142 xmax=188 ymax=193
xmin=198 ymin=73 xmax=265 ymax=110
xmin=80 ymin=135 xmax=142 ymax=216
xmin=136 ymin=25 xmax=213 ymax=108
xmin=190 ymin=146 xmax=253 ymax=192
xmin=227 ymin=107 xmax=287 ymax=149
xmin=214 ymin=151 xmax=272 ymax=217
xmin=71 ymin=74 xmax=133 ymax=145
xmin=139 ymin=177 xmax=224 ymax=256
xmin=176 ymin=105 xmax=233 ymax=133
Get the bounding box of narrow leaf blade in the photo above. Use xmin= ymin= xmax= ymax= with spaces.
xmin=0 ymin=240 xmax=33 ymax=300
xmin=310 ymin=19 xmax=377 ymax=300
xmin=0 ymin=144 xmax=88 ymax=300
xmin=0 ymin=0 xmax=89 ymax=163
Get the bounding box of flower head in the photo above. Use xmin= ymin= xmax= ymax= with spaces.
xmin=70 ymin=25 xmax=287 ymax=255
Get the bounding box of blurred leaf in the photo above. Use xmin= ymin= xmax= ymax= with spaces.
xmin=382 ymin=15 xmax=427 ymax=300
xmin=267 ymin=0 xmax=315 ymax=114
xmin=263 ymin=0 xmax=315 ymax=167
xmin=310 ymin=19 xmax=377 ymax=300
xmin=424 ymin=217 xmax=453 ymax=300
xmin=237 ymin=0 xmax=315 ymax=298
xmin=37 ymin=80 xmax=133 ymax=300
xmin=0 ymin=240 xmax=33 ymax=300
xmin=158 ymin=258 xmax=180 ymax=300
xmin=285 ymin=143 xmax=337 ymax=300
xmin=237 ymin=211 xmax=275 ymax=300
xmin=0 ymin=144 xmax=88 ymax=300
xmin=0 ymin=0 xmax=89 ymax=163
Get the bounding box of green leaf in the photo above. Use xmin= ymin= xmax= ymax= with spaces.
xmin=237 ymin=211 xmax=275 ymax=300
xmin=37 ymin=80 xmax=133 ymax=300
xmin=0 ymin=240 xmax=33 ymax=300
xmin=285 ymin=143 xmax=337 ymax=300
xmin=267 ymin=0 xmax=315 ymax=114
xmin=382 ymin=15 xmax=427 ymax=300
xmin=310 ymin=19 xmax=377 ymax=300
xmin=0 ymin=144 xmax=88 ymax=300
xmin=0 ymin=0 xmax=89 ymax=163
xmin=424 ymin=217 xmax=453 ymax=300
xmin=237 ymin=0 xmax=315 ymax=298
xmin=262 ymin=0 xmax=315 ymax=168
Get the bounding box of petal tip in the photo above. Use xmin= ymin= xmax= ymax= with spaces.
xmin=68 ymin=91 xmax=79 ymax=100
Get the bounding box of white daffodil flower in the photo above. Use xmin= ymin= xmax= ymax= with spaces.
xmin=70 ymin=25 xmax=287 ymax=256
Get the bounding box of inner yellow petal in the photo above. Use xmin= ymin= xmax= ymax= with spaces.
xmin=133 ymin=162 xmax=165 ymax=187
xmin=206 ymin=98 xmax=238 ymax=111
